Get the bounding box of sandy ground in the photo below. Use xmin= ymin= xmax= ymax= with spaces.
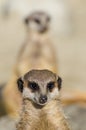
xmin=0 ymin=0 xmax=86 ymax=130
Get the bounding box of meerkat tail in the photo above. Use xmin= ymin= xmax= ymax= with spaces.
xmin=61 ymin=89 xmax=86 ymax=106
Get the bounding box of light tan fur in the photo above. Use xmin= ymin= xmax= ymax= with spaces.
xmin=17 ymin=99 xmax=70 ymax=130
xmin=16 ymin=31 xmax=57 ymax=76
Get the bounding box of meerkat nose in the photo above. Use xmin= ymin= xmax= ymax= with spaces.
xmin=40 ymin=26 xmax=47 ymax=33
xmin=39 ymin=95 xmax=47 ymax=104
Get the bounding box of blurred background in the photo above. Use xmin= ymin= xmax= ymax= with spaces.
xmin=0 ymin=0 xmax=86 ymax=130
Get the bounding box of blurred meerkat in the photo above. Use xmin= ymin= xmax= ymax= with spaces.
xmin=3 ymin=11 xmax=57 ymax=118
xmin=16 ymin=11 xmax=57 ymax=76
xmin=16 ymin=69 xmax=70 ymax=130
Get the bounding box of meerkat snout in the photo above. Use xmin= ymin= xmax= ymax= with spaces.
xmin=17 ymin=69 xmax=62 ymax=106
xmin=24 ymin=11 xmax=51 ymax=33
xmin=39 ymin=95 xmax=47 ymax=104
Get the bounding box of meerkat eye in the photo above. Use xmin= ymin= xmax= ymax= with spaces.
xmin=34 ymin=18 xmax=40 ymax=24
xmin=28 ymin=82 xmax=39 ymax=91
xmin=47 ymin=82 xmax=55 ymax=91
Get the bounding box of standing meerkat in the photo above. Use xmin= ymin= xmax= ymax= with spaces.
xmin=16 ymin=11 xmax=57 ymax=76
xmin=3 ymin=11 xmax=58 ymax=118
xmin=16 ymin=69 xmax=70 ymax=130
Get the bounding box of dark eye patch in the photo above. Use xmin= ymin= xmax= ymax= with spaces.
xmin=17 ymin=78 xmax=24 ymax=93
xmin=34 ymin=18 xmax=40 ymax=24
xmin=28 ymin=81 xmax=39 ymax=91
xmin=47 ymin=16 xmax=50 ymax=22
xmin=47 ymin=82 xmax=55 ymax=92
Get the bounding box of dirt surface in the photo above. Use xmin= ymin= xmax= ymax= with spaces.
xmin=64 ymin=105 xmax=86 ymax=130
xmin=0 ymin=116 xmax=15 ymax=130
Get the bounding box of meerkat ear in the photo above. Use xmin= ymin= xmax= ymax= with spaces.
xmin=17 ymin=77 xmax=24 ymax=93
xmin=57 ymin=76 xmax=62 ymax=90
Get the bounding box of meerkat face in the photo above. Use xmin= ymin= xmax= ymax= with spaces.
xmin=17 ymin=70 xmax=62 ymax=106
xmin=24 ymin=11 xmax=50 ymax=33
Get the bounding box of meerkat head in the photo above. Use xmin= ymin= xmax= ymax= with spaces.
xmin=17 ymin=70 xmax=62 ymax=106
xmin=24 ymin=11 xmax=51 ymax=33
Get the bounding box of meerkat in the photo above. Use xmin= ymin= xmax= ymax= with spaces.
xmin=16 ymin=11 xmax=57 ymax=76
xmin=3 ymin=11 xmax=58 ymax=118
xmin=16 ymin=69 xmax=70 ymax=130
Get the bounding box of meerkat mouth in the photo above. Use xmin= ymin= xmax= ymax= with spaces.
xmin=34 ymin=98 xmax=48 ymax=106
xmin=24 ymin=98 xmax=47 ymax=109
xmin=32 ymin=102 xmax=46 ymax=109
xmin=32 ymin=98 xmax=47 ymax=108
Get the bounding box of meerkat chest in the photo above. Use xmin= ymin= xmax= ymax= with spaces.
xmin=17 ymin=104 xmax=69 ymax=130
xmin=29 ymin=110 xmax=57 ymax=130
